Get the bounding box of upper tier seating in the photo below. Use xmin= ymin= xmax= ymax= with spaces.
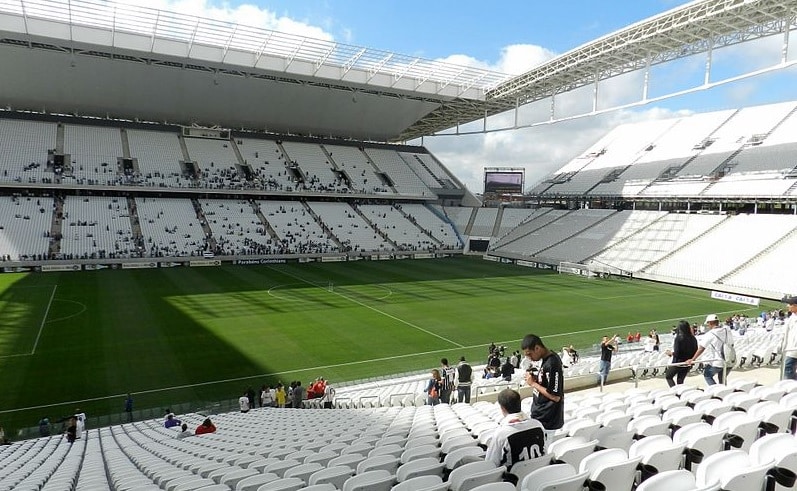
xmin=0 ymin=119 xmax=56 ymax=184
xmin=364 ymin=148 xmax=433 ymax=196
xmin=127 ymin=129 xmax=185 ymax=188
xmin=324 ymin=143 xmax=389 ymax=194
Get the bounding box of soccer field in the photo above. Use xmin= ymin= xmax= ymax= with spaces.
xmin=0 ymin=256 xmax=777 ymax=435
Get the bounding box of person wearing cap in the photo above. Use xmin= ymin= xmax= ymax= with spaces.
xmin=782 ymin=295 xmax=797 ymax=380
xmin=685 ymin=314 xmax=733 ymax=386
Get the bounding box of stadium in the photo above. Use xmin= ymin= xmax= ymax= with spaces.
xmin=1 ymin=0 xmax=797 ymax=489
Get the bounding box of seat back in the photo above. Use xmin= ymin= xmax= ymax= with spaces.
xmin=509 ymin=455 xmax=552 ymax=485
xmin=553 ymin=439 xmax=598 ymax=469
xmin=635 ymin=469 xmax=696 ymax=491
xmin=395 ymin=457 xmax=444 ymax=482
xmin=587 ymin=456 xmax=643 ymax=491
xmin=520 ymin=463 xmax=576 ymax=491
xmin=390 ymin=474 xmax=447 ymax=491
xmin=307 ymin=465 xmax=354 ymax=488
xmin=695 ymin=450 xmax=749 ymax=489
xmin=341 ymin=469 xmax=394 ymax=491
xmin=356 ymin=455 xmax=400 ymax=475
xmin=447 ymin=461 xmax=499 ymax=491
xmin=537 ymin=470 xmax=590 ymax=491
xmin=256 ymin=477 xmax=306 ymax=491
xmin=578 ymin=448 xmax=627 ymax=474
xmin=594 ymin=427 xmax=635 ymax=452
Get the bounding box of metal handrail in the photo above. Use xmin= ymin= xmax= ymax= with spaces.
xmin=0 ymin=0 xmax=511 ymax=92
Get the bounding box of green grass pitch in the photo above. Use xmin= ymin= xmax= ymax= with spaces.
xmin=0 ymin=256 xmax=778 ymax=435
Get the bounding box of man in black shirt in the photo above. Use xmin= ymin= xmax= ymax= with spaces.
xmin=521 ymin=334 xmax=564 ymax=442
xmin=599 ymin=335 xmax=618 ymax=385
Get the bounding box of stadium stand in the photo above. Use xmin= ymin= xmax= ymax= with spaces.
xmin=0 ymin=119 xmax=56 ymax=184
xmin=136 ymin=197 xmax=208 ymax=258
xmin=0 ymin=195 xmax=54 ymax=261
xmin=2 ymin=332 xmax=794 ymax=491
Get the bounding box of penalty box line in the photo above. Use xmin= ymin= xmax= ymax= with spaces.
xmin=268 ymin=266 xmax=464 ymax=348
xmin=0 ymin=284 xmax=59 ymax=359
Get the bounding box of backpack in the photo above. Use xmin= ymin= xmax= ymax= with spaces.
xmin=457 ymin=363 xmax=472 ymax=383
xmin=714 ymin=329 xmax=737 ymax=366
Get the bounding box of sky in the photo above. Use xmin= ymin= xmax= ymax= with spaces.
xmin=114 ymin=0 xmax=797 ymax=192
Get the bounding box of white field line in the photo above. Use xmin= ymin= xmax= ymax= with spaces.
xmin=30 ymin=284 xmax=57 ymax=355
xmin=0 ymin=298 xmax=759 ymax=412
xmin=269 ymin=266 xmax=464 ymax=348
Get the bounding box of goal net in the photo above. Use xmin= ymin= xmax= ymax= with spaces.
xmin=558 ymin=261 xmax=630 ymax=278
xmin=558 ymin=262 xmax=597 ymax=278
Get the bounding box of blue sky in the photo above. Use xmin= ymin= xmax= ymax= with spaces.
xmin=124 ymin=0 xmax=797 ymax=191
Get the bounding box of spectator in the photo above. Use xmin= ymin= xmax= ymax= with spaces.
xmin=238 ymin=391 xmax=251 ymax=413
xmin=261 ymin=385 xmax=275 ymax=407
xmin=599 ymin=335 xmax=618 ymax=385
xmin=246 ymin=386 xmax=256 ymax=409
xmin=176 ymin=423 xmax=193 ymax=439
xmin=501 ymin=357 xmax=515 ymax=382
xmin=665 ymin=320 xmax=699 ymax=387
xmin=38 ymin=417 xmax=51 ymax=437
xmin=65 ymin=417 xmax=77 ymax=443
xmin=195 ymin=417 xmax=216 ymax=435
xmin=567 ymin=345 xmax=579 ymax=364
xmin=455 ymin=356 xmax=473 ymax=403
xmin=686 ymin=314 xmax=733 ymax=386
xmin=275 ymin=383 xmax=286 ymax=408
xmin=521 ymin=334 xmax=564 ymax=442
xmin=644 ymin=332 xmax=657 ymax=353
xmin=485 ymin=389 xmax=545 ymax=469
xmin=321 ymin=382 xmax=336 ymax=409
xmin=74 ymin=408 xmax=86 ymax=440
xmin=124 ymin=393 xmax=133 ymax=423
xmin=782 ymin=295 xmax=797 ymax=380
xmin=425 ymin=369 xmax=442 ymax=406
xmin=164 ymin=414 xmax=181 ymax=429
xmin=439 ymin=358 xmax=455 ymax=405
xmin=292 ymin=381 xmax=304 ymax=409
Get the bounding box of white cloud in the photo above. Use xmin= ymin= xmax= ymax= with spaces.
xmin=435 ymin=44 xmax=556 ymax=75
xmin=421 ymin=106 xmax=689 ymax=193
xmin=113 ymin=0 xmax=334 ymax=40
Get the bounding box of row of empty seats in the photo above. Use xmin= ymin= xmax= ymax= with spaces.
xmin=0 ymin=118 xmax=457 ymax=197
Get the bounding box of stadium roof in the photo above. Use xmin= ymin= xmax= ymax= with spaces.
xmin=0 ymin=0 xmax=510 ymax=142
xmin=0 ymin=0 xmax=796 ymax=142
xmin=400 ymin=0 xmax=797 ymax=140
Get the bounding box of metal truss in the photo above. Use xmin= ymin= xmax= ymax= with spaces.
xmin=399 ymin=0 xmax=797 ymax=141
